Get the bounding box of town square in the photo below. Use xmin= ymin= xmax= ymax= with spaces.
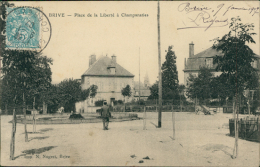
xmin=1 ymin=1 xmax=259 ymax=166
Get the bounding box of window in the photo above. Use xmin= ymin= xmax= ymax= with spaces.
xmin=251 ymin=60 xmax=258 ymax=68
xmin=81 ymin=77 xmax=85 ymax=85
xmin=206 ymin=58 xmax=213 ymax=68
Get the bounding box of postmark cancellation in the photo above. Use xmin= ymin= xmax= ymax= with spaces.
xmin=6 ymin=6 xmax=51 ymax=52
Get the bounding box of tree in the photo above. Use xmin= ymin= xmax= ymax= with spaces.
xmin=39 ymin=84 xmax=59 ymax=113
xmin=47 ymin=79 xmax=98 ymax=113
xmin=161 ymin=46 xmax=179 ymax=100
xmin=178 ymin=84 xmax=186 ymax=104
xmin=28 ymin=54 xmax=53 ymax=109
xmin=212 ymin=16 xmax=259 ymax=159
xmin=213 ymin=16 xmax=259 ymax=98
xmin=1 ymin=2 xmax=53 ymax=158
xmin=121 ymin=85 xmax=132 ymax=101
xmin=186 ymin=67 xmax=213 ymax=104
xmin=149 ymin=46 xmax=180 ymax=101
xmin=2 ymin=50 xmax=53 ymax=142
xmin=178 ymin=84 xmax=186 ymax=97
xmin=210 ymin=75 xmax=234 ymax=105
xmin=121 ymin=85 xmax=132 ymax=111
xmin=1 ymin=1 xmax=17 ymax=160
xmin=148 ymin=81 xmax=158 ymax=100
xmin=89 ymin=84 xmax=98 ymax=99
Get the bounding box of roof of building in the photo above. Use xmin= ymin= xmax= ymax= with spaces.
xmin=192 ymin=46 xmax=260 ymax=58
xmin=82 ymin=56 xmax=134 ymax=77
xmin=184 ymin=46 xmax=260 ymax=71
xmin=184 ymin=47 xmax=223 ymax=71
xmin=185 ymin=57 xmax=218 ymax=71
xmin=191 ymin=47 xmax=223 ymax=58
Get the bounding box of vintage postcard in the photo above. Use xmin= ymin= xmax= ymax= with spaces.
xmin=1 ymin=1 xmax=259 ymax=166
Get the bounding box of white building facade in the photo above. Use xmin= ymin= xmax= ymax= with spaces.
xmin=81 ymin=55 xmax=135 ymax=106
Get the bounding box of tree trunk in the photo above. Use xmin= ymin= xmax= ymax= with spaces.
xmin=236 ymin=96 xmax=239 ymax=157
xmin=33 ymin=97 xmax=36 ymax=133
xmin=43 ymin=101 xmax=47 ymax=114
xmin=5 ymin=103 xmax=8 ymax=115
xmin=143 ymin=106 xmax=146 ymax=130
xmin=248 ymin=99 xmax=250 ymax=115
xmin=232 ymin=99 xmax=236 ymax=158
xmin=172 ymin=105 xmax=175 ymax=140
xmin=232 ymin=95 xmax=239 ymax=159
xmin=124 ymin=97 xmax=126 ymax=112
xmin=10 ymin=108 xmax=16 ymax=160
xmin=23 ymin=93 xmax=28 ymax=142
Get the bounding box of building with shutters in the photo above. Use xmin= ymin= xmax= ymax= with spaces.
xmin=183 ymin=41 xmax=260 ymax=87
xmin=81 ymin=55 xmax=135 ymax=106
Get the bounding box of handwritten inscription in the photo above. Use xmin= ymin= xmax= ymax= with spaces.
xmin=177 ymin=2 xmax=259 ymax=31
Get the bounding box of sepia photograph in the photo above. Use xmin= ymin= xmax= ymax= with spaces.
xmin=0 ymin=1 xmax=259 ymax=166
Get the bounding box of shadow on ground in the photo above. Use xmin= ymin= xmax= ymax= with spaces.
xmin=21 ymin=132 xmax=43 ymax=134
xmin=150 ymin=122 xmax=158 ymax=128
xmin=225 ymin=134 xmax=260 ymax=143
xmin=39 ymin=128 xmax=53 ymax=132
xmin=21 ymin=128 xmax=53 ymax=135
xmin=29 ymin=136 xmax=49 ymax=142
xmin=199 ymin=144 xmax=233 ymax=157
xmin=14 ymin=146 xmax=57 ymax=160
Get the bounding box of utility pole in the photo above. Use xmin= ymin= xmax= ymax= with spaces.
xmin=139 ymin=47 xmax=141 ymax=104
xmin=232 ymin=21 xmax=239 ymax=159
xmin=157 ymin=0 xmax=162 ymax=128
xmin=33 ymin=97 xmax=36 ymax=133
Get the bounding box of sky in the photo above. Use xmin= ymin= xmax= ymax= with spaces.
xmin=12 ymin=1 xmax=259 ymax=85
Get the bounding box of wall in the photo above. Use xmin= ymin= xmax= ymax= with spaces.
xmin=82 ymin=76 xmax=134 ymax=104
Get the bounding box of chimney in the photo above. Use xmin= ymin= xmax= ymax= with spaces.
xmin=111 ymin=55 xmax=116 ymax=64
xmin=109 ymin=55 xmax=116 ymax=74
xmin=89 ymin=54 xmax=96 ymax=67
xmin=189 ymin=41 xmax=194 ymax=57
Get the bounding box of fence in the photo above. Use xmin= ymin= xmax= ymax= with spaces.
xmin=130 ymin=99 xmax=191 ymax=106
xmin=110 ymin=103 xmax=195 ymax=112
xmin=13 ymin=112 xmax=139 ymax=124
xmin=229 ymin=116 xmax=259 ymax=142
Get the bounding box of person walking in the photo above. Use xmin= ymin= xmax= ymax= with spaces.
xmin=101 ymin=101 xmax=111 ymax=130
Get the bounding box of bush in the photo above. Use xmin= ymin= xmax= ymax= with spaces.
xmin=118 ymin=100 xmax=123 ymax=105
xmin=69 ymin=113 xmax=84 ymax=119
xmin=113 ymin=105 xmax=124 ymax=112
xmin=95 ymin=100 xmax=105 ymax=107
xmin=113 ymin=100 xmax=118 ymax=105
xmin=138 ymin=99 xmax=145 ymax=105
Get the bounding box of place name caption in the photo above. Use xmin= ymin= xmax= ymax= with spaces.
xmin=49 ymin=13 xmax=149 ymax=18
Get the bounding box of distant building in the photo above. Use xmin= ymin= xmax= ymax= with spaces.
xmin=183 ymin=41 xmax=260 ymax=87
xmin=81 ymin=55 xmax=135 ymax=106
xmin=144 ymin=72 xmax=150 ymax=87
xmin=133 ymin=73 xmax=151 ymax=101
